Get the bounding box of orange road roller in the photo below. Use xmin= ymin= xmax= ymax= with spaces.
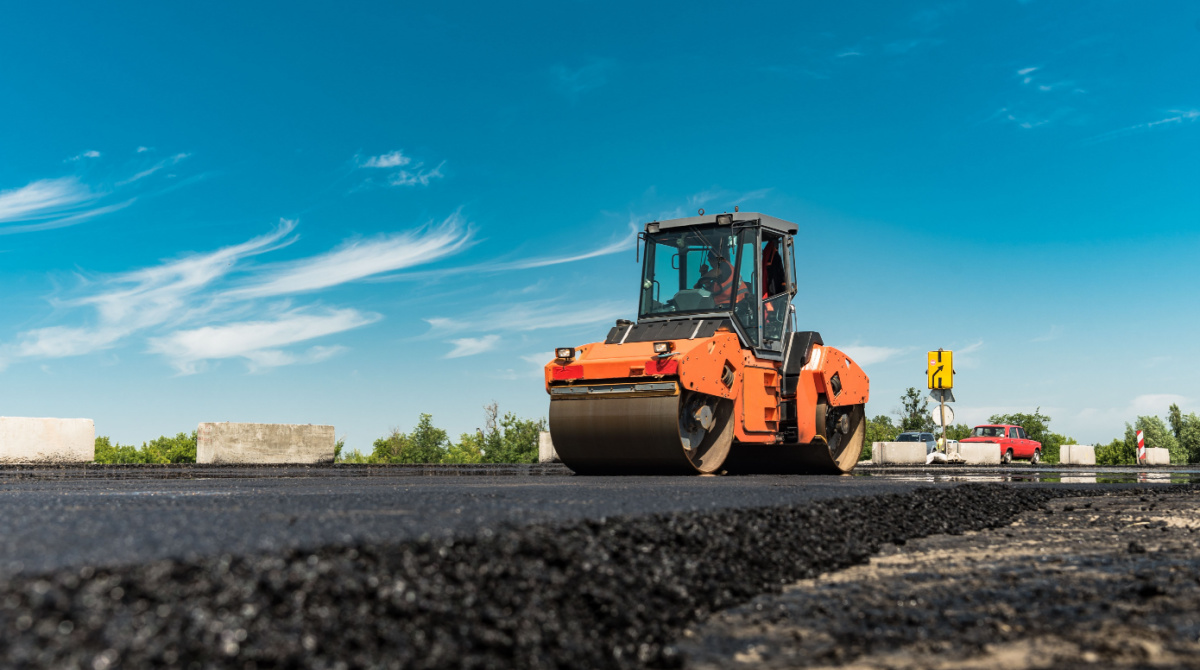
xmin=544 ymin=211 xmax=869 ymax=475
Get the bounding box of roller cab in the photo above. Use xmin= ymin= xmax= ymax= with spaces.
xmin=545 ymin=212 xmax=870 ymax=475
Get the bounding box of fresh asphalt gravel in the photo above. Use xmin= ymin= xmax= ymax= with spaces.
xmin=681 ymin=488 xmax=1200 ymax=669
xmin=0 ymin=464 xmax=1188 ymax=669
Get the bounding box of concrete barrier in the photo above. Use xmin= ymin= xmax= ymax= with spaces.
xmin=948 ymin=441 xmax=1001 ymax=464
xmin=197 ymin=423 xmax=335 ymax=464
xmin=871 ymin=442 xmax=926 ymax=465
xmin=1060 ymin=444 xmax=1096 ymax=465
xmin=0 ymin=417 xmax=95 ymax=463
xmin=538 ymin=431 xmax=560 ymax=463
xmin=1144 ymin=447 xmax=1170 ymax=466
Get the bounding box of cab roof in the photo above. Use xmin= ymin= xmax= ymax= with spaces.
xmin=645 ymin=212 xmax=798 ymax=235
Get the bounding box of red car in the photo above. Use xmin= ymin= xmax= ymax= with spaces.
xmin=960 ymin=424 xmax=1043 ymax=464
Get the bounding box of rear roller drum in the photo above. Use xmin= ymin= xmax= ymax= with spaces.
xmin=722 ymin=399 xmax=866 ymax=475
xmin=816 ymin=400 xmax=866 ymax=473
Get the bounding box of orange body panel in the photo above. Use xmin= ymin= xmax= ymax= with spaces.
xmin=545 ymin=335 xmax=870 ymax=446
xmin=803 ymin=345 xmax=870 ymax=407
xmin=736 ymin=364 xmax=780 ymax=442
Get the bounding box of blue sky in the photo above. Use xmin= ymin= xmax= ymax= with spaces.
xmin=1 ymin=1 xmax=1198 ymax=449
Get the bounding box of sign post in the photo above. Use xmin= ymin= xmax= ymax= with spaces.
xmin=1137 ymin=430 xmax=1146 ymax=463
xmin=927 ymin=349 xmax=954 ymax=452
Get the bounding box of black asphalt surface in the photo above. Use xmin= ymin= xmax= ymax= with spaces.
xmin=0 ymin=464 xmax=1195 ymax=668
xmin=1 ymin=464 xmax=950 ymax=578
xmin=0 ymin=464 xmax=1194 ymax=578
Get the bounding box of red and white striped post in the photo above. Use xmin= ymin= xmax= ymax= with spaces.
xmin=1137 ymin=430 xmax=1146 ymax=463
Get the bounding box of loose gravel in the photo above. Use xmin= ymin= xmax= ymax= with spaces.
xmin=0 ymin=484 xmax=1168 ymax=669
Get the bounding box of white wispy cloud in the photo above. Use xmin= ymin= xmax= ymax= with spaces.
xmin=836 ymin=50 xmax=863 ymax=58
xmin=226 ymin=213 xmax=470 ymax=299
xmin=13 ymin=220 xmax=298 ymax=360
xmin=425 ymin=299 xmax=627 ymax=358
xmin=426 ymin=300 xmax=628 ymax=336
xmin=445 ymin=335 xmax=501 ymax=359
xmin=949 ymin=339 xmax=985 ymax=370
xmin=6 ymin=210 xmax=474 ymax=373
xmin=993 ymin=106 xmax=1052 ymax=130
xmin=67 ymin=150 xmax=101 ymax=161
xmin=372 ymin=220 xmax=634 ymax=282
xmin=116 ymin=152 xmax=191 ymax=186
xmin=389 ymin=161 xmax=444 ymax=187
xmin=1086 ymin=109 xmax=1200 ymax=144
xmin=552 ymin=59 xmax=615 ymax=99
xmin=1 ymin=152 xmax=199 ymax=235
xmin=521 ymin=352 xmax=554 ymax=366
xmin=360 ymin=151 xmax=412 ymax=169
xmin=149 ymin=309 xmax=376 ymax=374
xmin=1129 ymin=393 xmax=1188 ymax=416
xmin=1032 ymin=325 xmax=1062 ymax=342
xmin=686 ymin=187 xmax=771 ymax=210
xmin=354 ymin=151 xmax=445 ymax=188
xmin=841 ymin=345 xmax=905 ymax=366
xmin=0 ymin=177 xmax=97 ymax=225
xmin=482 ymin=224 xmax=636 ymax=272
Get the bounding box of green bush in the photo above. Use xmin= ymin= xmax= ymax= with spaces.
xmin=93 ymin=432 xmax=197 ymax=464
xmin=338 ymin=405 xmax=547 ymax=465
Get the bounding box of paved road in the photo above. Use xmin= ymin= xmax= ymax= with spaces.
xmin=0 ymin=463 xmax=1193 ymax=578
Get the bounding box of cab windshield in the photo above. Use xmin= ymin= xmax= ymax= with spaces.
xmin=971 ymin=426 xmax=1007 ymax=438
xmin=639 ymin=225 xmax=757 ymax=323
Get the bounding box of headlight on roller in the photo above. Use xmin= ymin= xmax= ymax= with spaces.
xmin=653 ymin=342 xmax=674 ymax=355
xmin=555 ymin=347 xmax=576 ymax=360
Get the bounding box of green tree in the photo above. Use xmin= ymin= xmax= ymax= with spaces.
xmin=371 ymin=430 xmax=408 ymax=462
xmin=1169 ymin=403 xmax=1183 ymax=439
xmin=861 ymin=415 xmax=901 ymax=461
xmin=477 ymin=402 xmax=547 ymax=464
xmin=896 ymin=387 xmax=934 ymax=432
xmin=1096 ymin=437 xmax=1133 ymax=465
xmin=94 ymin=436 xmax=152 ymax=464
xmin=93 ymin=432 xmax=197 ymax=464
xmin=1130 ymin=416 xmax=1183 ymax=464
xmin=444 ymin=431 xmax=485 ymax=464
xmin=144 ymin=432 xmax=197 ymax=463
xmin=1096 ymin=416 xmax=1183 ymax=465
xmin=371 ymin=414 xmax=450 ymax=463
xmin=945 ymin=423 xmax=972 ymax=441
xmin=1179 ymin=414 xmax=1200 ymax=463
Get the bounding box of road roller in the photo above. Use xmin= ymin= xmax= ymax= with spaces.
xmin=544 ymin=211 xmax=870 ymax=475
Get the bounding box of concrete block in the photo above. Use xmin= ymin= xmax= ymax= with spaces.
xmin=197 ymin=423 xmax=335 ymax=464
xmin=949 ymin=441 xmax=1002 ymax=465
xmin=871 ymin=442 xmax=926 ymax=465
xmin=0 ymin=417 xmax=95 ymax=464
xmin=538 ymin=431 xmax=560 ymax=463
xmin=1144 ymin=447 xmax=1170 ymax=466
xmin=1060 ymin=444 xmax=1096 ymax=465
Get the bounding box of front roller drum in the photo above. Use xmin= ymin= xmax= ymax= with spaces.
xmin=550 ymin=390 xmax=734 ymax=475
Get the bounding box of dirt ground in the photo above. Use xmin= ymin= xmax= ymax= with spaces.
xmin=680 ymin=489 xmax=1200 ymax=669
